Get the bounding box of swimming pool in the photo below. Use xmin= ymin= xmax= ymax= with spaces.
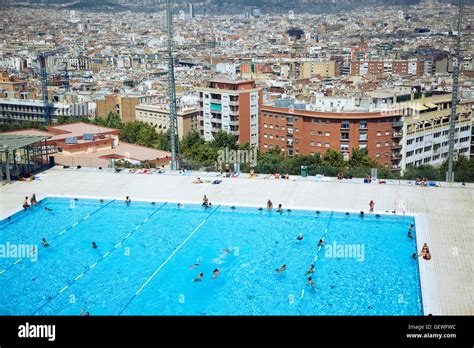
xmin=0 ymin=197 xmax=423 ymax=315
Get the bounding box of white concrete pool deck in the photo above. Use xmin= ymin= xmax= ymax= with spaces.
xmin=0 ymin=167 xmax=473 ymax=315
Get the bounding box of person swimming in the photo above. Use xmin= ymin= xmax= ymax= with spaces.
xmin=193 ymin=272 xmax=204 ymax=282
xmin=411 ymin=253 xmax=418 ymax=260
xmin=276 ymin=264 xmax=287 ymax=273
xmin=306 ymin=276 xmax=315 ymax=288
xmin=125 ymin=196 xmax=131 ymax=204
xmin=296 ymin=233 xmax=303 ymax=241
xmin=42 ymin=238 xmax=50 ymax=247
xmin=318 ymin=239 xmax=324 ymax=247
xmin=276 ymin=204 xmax=283 ymax=213
xmin=92 ymin=242 xmax=98 ymax=249
xmin=267 ymin=200 xmax=273 ymax=210
xmin=202 ymin=195 xmax=211 ymax=207
xmin=79 ymin=308 xmax=90 ymax=316
xmin=305 ymin=264 xmax=315 ymax=275
xmin=44 ymin=207 xmax=53 ymax=212
xmin=407 ymin=231 xmax=413 ymax=239
xmin=212 ymin=268 xmax=220 ymax=279
xmin=189 ymin=262 xmax=199 ymax=269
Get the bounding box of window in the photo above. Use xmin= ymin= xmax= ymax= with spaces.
xmin=310 ymin=130 xmax=315 ymax=135
xmin=317 ymin=131 xmax=322 ymax=136
xmin=341 ymin=121 xmax=350 ymax=129
xmin=407 ymin=139 xmax=414 ymax=145
xmin=325 ymin=142 xmax=330 ymax=148
xmin=360 ymin=120 xmax=367 ymax=129
xmin=340 ymin=144 xmax=349 ymax=151
xmin=359 ymin=133 xmax=368 ymax=141
xmin=376 ymin=142 xmax=381 ymax=148
xmin=325 ymin=131 xmax=330 ymax=136
xmin=376 ymin=153 xmax=381 ymax=158
xmin=377 ymin=131 xmax=382 ymax=136
xmin=341 ymin=133 xmax=349 ymax=140
xmin=385 ymin=142 xmax=389 ymax=147
xmin=310 ymin=141 xmax=315 ymax=146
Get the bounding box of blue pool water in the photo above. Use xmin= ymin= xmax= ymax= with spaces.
xmin=0 ymin=197 xmax=423 ymax=315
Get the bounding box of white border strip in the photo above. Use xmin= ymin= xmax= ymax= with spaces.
xmin=414 ymin=213 xmax=442 ymax=315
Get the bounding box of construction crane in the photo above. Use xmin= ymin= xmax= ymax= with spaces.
xmin=37 ymin=47 xmax=68 ymax=124
xmin=446 ymin=0 xmax=464 ymax=182
xmin=166 ymin=0 xmax=178 ymax=170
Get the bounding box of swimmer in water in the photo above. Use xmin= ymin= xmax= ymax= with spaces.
xmin=189 ymin=258 xmax=200 ymax=269
xmin=318 ymin=239 xmax=324 ymax=247
xmin=125 ymin=196 xmax=131 ymax=204
xmin=407 ymin=230 xmax=413 ymax=239
xmin=267 ymin=200 xmax=273 ymax=210
xmin=92 ymin=242 xmax=98 ymax=249
xmin=193 ymin=272 xmax=204 ymax=282
xmin=296 ymin=233 xmax=303 ymax=241
xmin=41 ymin=238 xmax=50 ymax=247
xmin=276 ymin=264 xmax=287 ymax=273
xmin=212 ymin=268 xmax=220 ymax=279
xmin=306 ymin=276 xmax=315 ymax=288
xmin=44 ymin=207 xmax=53 ymax=211
xmin=79 ymin=308 xmax=90 ymax=316
xmin=305 ymin=264 xmax=315 ymax=275
xmin=276 ymin=204 xmax=283 ymax=213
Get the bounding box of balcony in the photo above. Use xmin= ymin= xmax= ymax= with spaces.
xmin=392 ymin=132 xmax=403 ymax=138
xmin=391 ymin=153 xmax=402 ymax=160
xmin=392 ymin=143 xmax=402 ymax=149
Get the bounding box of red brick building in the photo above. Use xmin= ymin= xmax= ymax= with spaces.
xmin=259 ymin=106 xmax=403 ymax=170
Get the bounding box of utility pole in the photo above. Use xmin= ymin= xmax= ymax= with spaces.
xmin=166 ymin=0 xmax=178 ymax=170
xmin=446 ymin=0 xmax=464 ymax=182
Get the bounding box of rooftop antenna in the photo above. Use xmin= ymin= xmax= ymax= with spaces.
xmin=446 ymin=0 xmax=464 ymax=183
xmin=166 ymin=0 xmax=178 ymax=170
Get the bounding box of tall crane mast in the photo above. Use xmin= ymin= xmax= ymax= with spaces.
xmin=166 ymin=0 xmax=178 ymax=170
xmin=446 ymin=0 xmax=464 ymax=182
xmin=37 ymin=47 xmax=68 ymax=124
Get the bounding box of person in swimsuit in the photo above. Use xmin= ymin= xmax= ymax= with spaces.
xmin=305 ymin=264 xmax=315 ymax=275
xmin=193 ymin=272 xmax=204 ymax=282
xmin=276 ymin=264 xmax=287 ymax=273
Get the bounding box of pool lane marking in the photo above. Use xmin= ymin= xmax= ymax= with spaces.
xmin=118 ymin=204 xmax=221 ymax=315
xmin=305 ymin=211 xmax=334 ymax=296
xmin=30 ymin=202 xmax=168 ymax=315
xmin=0 ymin=199 xmax=116 ymax=277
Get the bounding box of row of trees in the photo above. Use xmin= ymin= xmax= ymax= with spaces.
xmin=4 ymin=113 xmax=474 ymax=182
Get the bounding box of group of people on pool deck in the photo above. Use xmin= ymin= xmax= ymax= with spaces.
xmin=22 ymin=194 xmax=38 ymax=210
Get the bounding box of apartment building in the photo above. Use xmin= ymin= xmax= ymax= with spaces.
xmin=197 ymin=79 xmax=262 ymax=146
xmin=96 ymin=94 xmax=150 ymax=123
xmin=0 ymin=98 xmax=90 ymax=123
xmin=135 ymin=104 xmax=200 ymax=140
xmin=399 ymin=95 xmax=473 ymax=170
xmin=259 ymin=105 xmax=403 ymax=170
xmin=260 ymin=94 xmax=473 ymax=173
xmin=350 ymin=59 xmax=424 ymax=77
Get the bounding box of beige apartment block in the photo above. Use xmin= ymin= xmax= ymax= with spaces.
xmin=135 ymin=104 xmax=200 ymax=139
xmin=96 ymin=94 xmax=150 ymax=123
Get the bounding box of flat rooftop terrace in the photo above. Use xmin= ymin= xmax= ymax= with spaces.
xmin=0 ymin=167 xmax=473 ymax=315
